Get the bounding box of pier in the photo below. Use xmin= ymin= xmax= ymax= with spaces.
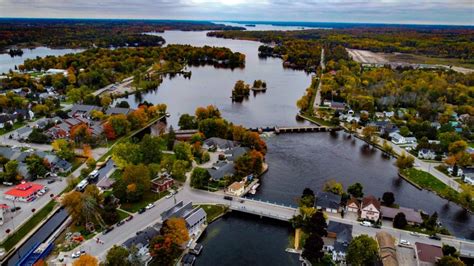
xmin=248 ymin=125 xmax=339 ymax=134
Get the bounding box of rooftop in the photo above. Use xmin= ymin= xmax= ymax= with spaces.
xmin=5 ymin=182 xmax=44 ymax=198
xmin=415 ymin=242 xmax=443 ymax=264
xmin=316 ymin=191 xmax=341 ymax=210
xmin=381 ymin=206 xmax=423 ymax=224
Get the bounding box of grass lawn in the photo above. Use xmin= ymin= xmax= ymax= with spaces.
xmin=194 ymin=204 xmax=227 ymax=223
xmin=300 ymin=113 xmax=335 ymax=127
xmin=401 ymin=168 xmax=451 ymax=192
xmin=1 ymin=201 xmax=57 ymax=251
xmin=117 ymin=209 xmax=131 ymax=220
xmin=120 ymin=190 xmax=169 ymax=213
xmin=110 ymin=170 xmax=122 ymax=180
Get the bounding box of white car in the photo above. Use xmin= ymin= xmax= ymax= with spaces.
xmin=145 ymin=203 xmax=155 ymax=210
xmin=71 ymin=251 xmax=81 ymax=258
xmin=165 ymin=193 xmax=173 ymax=199
xmin=360 ymin=221 xmax=372 ymax=227
xmin=399 ymin=239 xmax=411 ymax=246
xmin=409 ymin=232 xmax=421 ymax=237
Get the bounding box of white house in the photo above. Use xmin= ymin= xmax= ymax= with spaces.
xmin=389 ymin=132 xmax=406 ymax=144
xmin=227 ymin=182 xmax=245 ymax=197
xmin=418 ymin=149 xmax=436 ymax=160
xmin=360 ymin=196 xmax=381 ymax=222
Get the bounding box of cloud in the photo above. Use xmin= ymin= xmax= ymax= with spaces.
xmin=0 ymin=0 xmax=472 ymax=25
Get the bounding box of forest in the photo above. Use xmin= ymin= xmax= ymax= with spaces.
xmin=0 ymin=18 xmax=244 ymax=52
xmin=0 ymin=45 xmax=245 ymax=94
xmin=208 ymin=27 xmax=474 ymax=61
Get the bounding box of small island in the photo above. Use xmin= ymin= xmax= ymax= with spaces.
xmin=231 ymin=80 xmax=250 ymax=101
xmin=251 ymin=79 xmax=267 ymax=92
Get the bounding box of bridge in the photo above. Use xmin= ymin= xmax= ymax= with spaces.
xmin=248 ymin=125 xmax=338 ymax=134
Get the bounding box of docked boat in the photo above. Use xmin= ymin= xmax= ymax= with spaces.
xmin=249 ymin=183 xmax=260 ymax=195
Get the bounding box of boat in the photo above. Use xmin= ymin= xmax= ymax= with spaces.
xmin=249 ymin=183 xmax=260 ymax=195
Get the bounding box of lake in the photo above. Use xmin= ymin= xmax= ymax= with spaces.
xmin=0 ymin=47 xmax=83 ymax=74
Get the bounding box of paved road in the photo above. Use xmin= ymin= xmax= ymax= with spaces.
xmin=61 ymin=177 xmax=474 ymax=263
xmin=313 ymin=48 xmax=324 ymax=109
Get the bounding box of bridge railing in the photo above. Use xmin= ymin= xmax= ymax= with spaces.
xmin=229 ymin=205 xmax=294 ymax=221
xmin=240 ymin=196 xmax=298 ymax=209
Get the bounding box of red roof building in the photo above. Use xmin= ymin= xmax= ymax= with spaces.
xmin=415 ymin=242 xmax=443 ymax=266
xmin=4 ymin=182 xmax=44 ymax=202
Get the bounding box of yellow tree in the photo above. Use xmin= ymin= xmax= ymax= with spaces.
xmin=73 ymin=254 xmax=98 ymax=266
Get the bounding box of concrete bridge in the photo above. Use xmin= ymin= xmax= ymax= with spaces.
xmin=248 ymin=125 xmax=338 ymax=134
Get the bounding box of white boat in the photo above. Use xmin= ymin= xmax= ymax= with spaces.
xmin=249 ymin=183 xmax=260 ymax=195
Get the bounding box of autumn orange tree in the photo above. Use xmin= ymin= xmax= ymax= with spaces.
xmin=72 ymin=254 xmax=98 ymax=266
xmin=62 ymin=185 xmax=105 ymax=227
xmin=160 ymin=217 xmax=190 ymax=246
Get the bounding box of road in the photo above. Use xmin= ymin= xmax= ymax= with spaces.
xmin=59 ymin=175 xmax=474 ymax=264
xmin=375 ymin=136 xmax=461 ymax=192
xmin=313 ymin=48 xmax=324 ymax=110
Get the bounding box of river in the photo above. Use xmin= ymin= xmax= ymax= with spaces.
xmin=117 ymin=30 xmax=473 ymax=240
xmin=0 ymin=47 xmax=83 ymax=74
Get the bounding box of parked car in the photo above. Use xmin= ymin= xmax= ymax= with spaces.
xmin=138 ymin=208 xmax=146 ymax=214
xmin=145 ymin=203 xmax=155 ymax=210
xmin=360 ymin=221 xmax=372 ymax=227
xmin=399 ymin=239 xmax=410 ymax=246
xmin=71 ymin=251 xmax=81 ymax=258
xmin=409 ymin=232 xmax=421 ymax=237
xmin=429 ymin=234 xmax=441 ymax=240
xmin=116 ymin=220 xmax=125 ymax=227
xmin=103 ymin=226 xmax=114 ymax=235
xmin=165 ymin=193 xmax=173 ymax=199
xmin=47 ymin=179 xmax=56 ymax=184
xmin=126 ymin=216 xmax=134 ymax=222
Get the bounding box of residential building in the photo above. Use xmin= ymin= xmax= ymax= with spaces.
xmin=224 ymin=147 xmax=249 ymax=161
xmin=418 ymin=149 xmax=436 ymax=160
xmin=122 ymin=224 xmax=161 ymax=263
xmin=46 ymin=68 xmax=68 ymax=76
xmin=161 ymin=201 xmax=207 ymax=237
xmin=203 ymin=137 xmax=237 ymax=151
xmin=346 ymin=197 xmax=360 ymax=213
xmin=151 ymin=175 xmax=174 ymax=193
xmin=208 ymin=161 xmax=235 ymax=181
xmin=227 ymin=181 xmax=245 ymax=196
xmin=4 ymin=182 xmax=44 ymax=202
xmin=68 ymin=104 xmax=101 ymax=119
xmin=324 ymin=221 xmax=353 ymax=263
xmin=12 ymin=126 xmax=33 ymax=140
xmin=380 ymin=206 xmax=423 ymax=225
xmin=375 ymin=232 xmax=398 ymax=266
xmin=361 ymin=195 xmax=381 ymax=222
xmin=389 ymin=132 xmax=406 ymax=145
xmin=315 ymin=192 xmax=341 ymax=213
xmin=105 ymin=107 xmax=133 ymax=116
xmin=415 ymin=242 xmax=443 ymax=266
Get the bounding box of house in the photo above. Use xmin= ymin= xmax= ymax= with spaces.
xmin=68 ymin=104 xmax=101 ymax=119
xmin=162 ymin=201 xmax=207 ymax=237
xmin=208 ymin=162 xmax=235 ymax=181
xmin=380 ymin=206 xmax=423 ymax=225
xmin=462 ymin=168 xmax=474 ymax=185
xmin=415 ymin=242 xmax=443 ymax=266
xmin=405 ymin=137 xmax=417 ymax=144
xmin=37 ymin=152 xmax=72 ymax=173
xmin=4 ymin=182 xmax=44 ymax=202
xmin=389 ymin=132 xmax=406 ymax=145
xmin=46 ymin=68 xmax=68 ymax=76
xmin=151 ymin=175 xmax=174 ymax=193
xmin=227 ymin=181 xmax=245 ymax=196
xmin=315 ymin=192 xmax=341 ymax=213
xmin=346 ymin=197 xmax=360 ymax=213
xmin=375 ymin=232 xmax=398 ymax=266
xmin=203 ymin=137 xmax=237 ymax=151
xmin=105 ymin=107 xmax=133 ymax=116
xmin=324 ymin=221 xmax=353 ymax=263
xmin=361 ymin=195 xmax=381 ymax=222
xmin=122 ymin=224 xmax=161 ymax=263
xmin=224 ymin=147 xmax=249 ymax=161
xmin=328 ymin=101 xmax=346 ymax=111
xmin=0 ymin=114 xmax=15 ymax=129
xmin=383 ymin=111 xmax=395 ymax=118
xmin=418 ymin=149 xmax=436 ymax=160
xmin=12 ymin=126 xmax=33 ymax=140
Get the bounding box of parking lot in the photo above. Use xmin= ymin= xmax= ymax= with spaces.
xmin=0 ymin=177 xmax=68 ymax=242
xmin=396 ymin=246 xmax=417 ymax=266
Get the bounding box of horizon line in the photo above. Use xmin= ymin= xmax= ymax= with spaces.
xmin=0 ymin=17 xmax=473 ymax=28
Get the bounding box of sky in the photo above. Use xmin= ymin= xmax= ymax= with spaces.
xmin=0 ymin=0 xmax=473 ymax=25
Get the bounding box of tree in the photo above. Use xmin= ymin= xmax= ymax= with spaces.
xmin=178 ymin=114 xmax=197 ymax=130
xmin=116 ymin=101 xmax=130 ymax=108
xmin=234 ymin=150 xmax=264 ymax=177
xmin=436 ymin=256 xmax=465 ymax=266
xmin=25 ymin=154 xmax=49 ymax=179
xmin=396 ymin=152 xmax=414 ymax=169
xmin=149 ymin=235 xmax=181 ymax=266
xmin=62 ymin=185 xmax=105 ymax=226
xmin=190 ymin=167 xmax=210 ymax=189
xmin=100 ymin=95 xmax=112 ymax=108
xmin=108 ymin=114 xmax=131 ymax=137
xmin=118 ymin=164 xmax=151 ymax=202
xmin=393 ymin=212 xmax=408 ymax=229
xmin=346 ymin=235 xmax=378 ymax=266
xmin=306 ymin=211 xmax=327 ymax=237
xmin=362 ymin=126 xmax=377 ymax=143
xmin=173 ymin=142 xmax=193 ymax=162
xmin=3 ymin=160 xmax=19 ymax=182
xmin=347 ymin=183 xmax=364 ymax=198
xmin=448 ymin=140 xmax=468 ymax=155
xmin=442 ymin=244 xmax=458 ymax=257
xmin=28 ymin=128 xmax=49 ymax=144
xmin=323 ymin=180 xmax=344 ymax=195
xmin=399 ymin=126 xmax=410 ymax=137
xmin=300 ymin=188 xmax=315 ymax=208
xmin=302 ymin=233 xmax=325 ymax=264
xmin=160 ymin=217 xmax=190 ymax=246
xmin=105 ymin=245 xmax=130 ymax=266
xmin=166 ymin=126 xmax=176 ymax=151
xmin=382 ymin=140 xmax=393 ymax=155
xmin=382 ymin=192 xmax=395 ymax=206
xmin=72 ymin=254 xmax=98 ymax=266
xmin=172 ymin=160 xmax=188 ymax=182
xmin=112 ymin=142 xmax=142 ymax=168
xmin=51 ymin=139 xmax=75 ymax=161
xmin=140 ymin=135 xmax=164 ymax=164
